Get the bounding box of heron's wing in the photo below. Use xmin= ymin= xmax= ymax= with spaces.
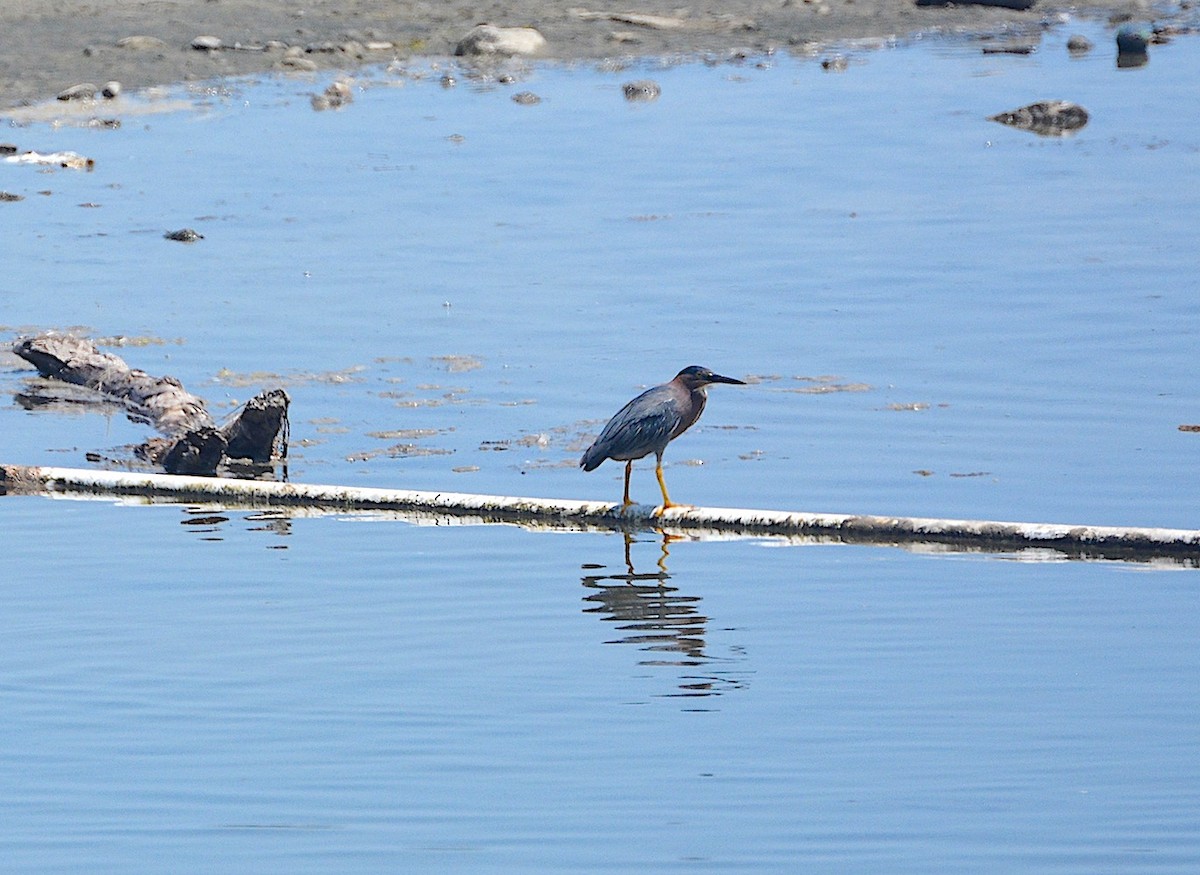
xmin=581 ymin=387 xmax=683 ymax=468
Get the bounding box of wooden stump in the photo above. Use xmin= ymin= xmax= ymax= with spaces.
xmin=13 ymin=334 xmax=288 ymax=476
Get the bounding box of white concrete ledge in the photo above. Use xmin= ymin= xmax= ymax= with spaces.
xmin=3 ymin=464 xmax=1198 ymax=564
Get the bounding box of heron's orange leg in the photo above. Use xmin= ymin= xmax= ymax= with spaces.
xmin=653 ymin=458 xmax=694 ymax=516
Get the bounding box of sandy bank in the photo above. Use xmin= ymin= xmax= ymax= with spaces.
xmin=0 ymin=0 xmax=1176 ymax=110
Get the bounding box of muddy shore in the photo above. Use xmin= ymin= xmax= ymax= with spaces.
xmin=0 ymin=0 xmax=1179 ymax=110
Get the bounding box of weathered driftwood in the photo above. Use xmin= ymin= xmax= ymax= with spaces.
xmin=2 ymin=464 xmax=1199 ymax=566
xmin=12 ymin=334 xmax=288 ymax=476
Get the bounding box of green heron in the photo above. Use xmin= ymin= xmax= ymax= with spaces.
xmin=580 ymin=365 xmax=746 ymax=510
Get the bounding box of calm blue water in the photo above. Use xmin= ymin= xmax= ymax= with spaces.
xmin=2 ymin=22 xmax=1200 ymax=873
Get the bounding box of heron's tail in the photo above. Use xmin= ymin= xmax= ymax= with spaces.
xmin=579 ymin=442 xmax=606 ymax=471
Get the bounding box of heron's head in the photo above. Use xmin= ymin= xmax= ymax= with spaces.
xmin=675 ymin=365 xmax=747 ymax=390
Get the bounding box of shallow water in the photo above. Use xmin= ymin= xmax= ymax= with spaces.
xmin=2 ymin=22 xmax=1200 ymax=873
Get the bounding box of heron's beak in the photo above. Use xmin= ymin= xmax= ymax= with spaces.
xmin=709 ymin=373 xmax=747 ymax=386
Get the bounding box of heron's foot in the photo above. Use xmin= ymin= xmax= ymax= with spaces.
xmin=653 ymin=501 xmax=694 ymax=517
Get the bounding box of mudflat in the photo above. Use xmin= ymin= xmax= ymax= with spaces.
xmin=0 ymin=0 xmax=1168 ymax=109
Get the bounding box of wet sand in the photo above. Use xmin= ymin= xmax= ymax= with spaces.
xmin=0 ymin=0 xmax=1170 ymax=110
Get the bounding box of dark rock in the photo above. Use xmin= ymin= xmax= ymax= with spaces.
xmin=1116 ymin=23 xmax=1151 ymax=54
xmin=982 ymin=44 xmax=1036 ymax=55
xmin=989 ymin=100 xmax=1088 ymax=136
xmin=164 ymin=228 xmax=204 ymax=242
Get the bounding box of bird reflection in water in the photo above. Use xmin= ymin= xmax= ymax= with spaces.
xmin=580 ymin=531 xmax=749 ymax=701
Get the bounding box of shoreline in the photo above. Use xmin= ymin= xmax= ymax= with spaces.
xmin=0 ymin=0 xmax=1183 ymax=111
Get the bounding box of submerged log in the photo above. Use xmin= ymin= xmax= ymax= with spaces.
xmin=12 ymin=334 xmax=288 ymax=475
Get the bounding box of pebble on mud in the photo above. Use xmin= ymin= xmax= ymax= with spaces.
xmin=101 ymin=81 xmax=121 ymax=99
xmin=57 ymin=83 xmax=98 ymax=101
xmin=989 ymin=100 xmax=1088 ymax=136
xmin=622 ymin=80 xmax=661 ymax=101
xmin=117 ymin=35 xmax=169 ymax=51
xmin=190 ymin=35 xmax=223 ymax=52
xmin=164 ymin=228 xmax=204 ymax=242
xmin=454 ymin=24 xmax=547 ymax=57
xmin=280 ymin=56 xmax=319 ymax=71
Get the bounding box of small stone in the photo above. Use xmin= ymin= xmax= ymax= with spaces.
xmin=164 ymin=228 xmax=204 ymax=243
xmin=57 ymin=83 xmax=98 ymax=101
xmin=821 ymin=55 xmax=848 ymax=71
xmin=1067 ymin=34 xmax=1093 ymax=54
xmin=511 ymin=91 xmax=541 ymax=105
xmin=264 ymin=41 xmax=290 ymax=52
xmin=117 ymin=35 xmax=168 ymax=51
xmin=622 ymin=80 xmax=661 ymax=101
xmin=0 ymin=144 xmax=17 ymax=155
xmin=440 ymin=74 xmax=457 ymax=88
xmin=280 ymin=56 xmax=319 ymax=71
xmin=190 ymin=35 xmax=222 ymax=51
xmin=0 ymin=192 xmax=24 ymax=202
xmin=364 ymin=41 xmax=394 ymax=51
xmin=306 ymin=41 xmax=338 ymax=53
xmin=101 ymin=81 xmax=121 ymax=99
xmin=454 ymin=24 xmax=546 ymax=57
